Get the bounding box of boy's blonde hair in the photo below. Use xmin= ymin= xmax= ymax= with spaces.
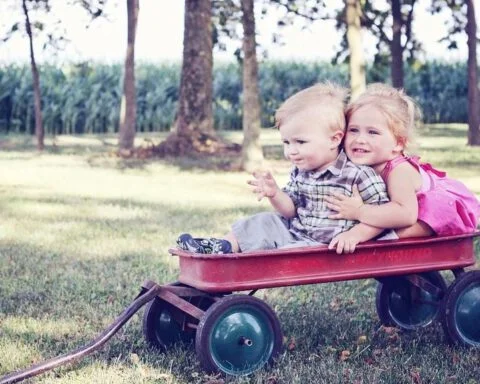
xmin=275 ymin=82 xmax=349 ymax=134
xmin=346 ymin=83 xmax=421 ymax=150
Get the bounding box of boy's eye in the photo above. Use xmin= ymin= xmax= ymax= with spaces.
xmin=282 ymin=140 xmax=289 ymax=145
xmin=368 ymin=130 xmax=380 ymax=135
xmin=296 ymin=140 xmax=306 ymax=144
xmin=347 ymin=127 xmax=359 ymax=133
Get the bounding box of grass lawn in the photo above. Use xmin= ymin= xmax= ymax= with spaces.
xmin=1 ymin=125 xmax=480 ymax=384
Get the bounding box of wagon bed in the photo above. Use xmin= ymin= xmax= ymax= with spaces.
xmin=170 ymin=232 xmax=479 ymax=292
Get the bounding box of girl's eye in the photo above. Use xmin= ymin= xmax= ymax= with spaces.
xmin=368 ymin=130 xmax=380 ymax=135
xmin=282 ymin=140 xmax=289 ymax=145
xmin=297 ymin=140 xmax=306 ymax=144
xmin=347 ymin=127 xmax=359 ymax=133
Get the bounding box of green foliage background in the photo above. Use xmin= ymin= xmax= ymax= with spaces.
xmin=0 ymin=61 xmax=469 ymax=135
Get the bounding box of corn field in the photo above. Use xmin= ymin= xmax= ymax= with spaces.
xmin=0 ymin=61 xmax=471 ymax=135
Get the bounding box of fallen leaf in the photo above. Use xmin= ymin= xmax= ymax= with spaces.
xmin=382 ymin=326 xmax=398 ymax=335
xmin=266 ymin=375 xmax=278 ymax=384
xmin=357 ymin=335 xmax=368 ymax=345
xmin=287 ymin=337 xmax=296 ymax=351
xmin=203 ymin=373 xmax=224 ymax=384
xmin=339 ymin=350 xmax=351 ymax=361
xmin=452 ymin=353 xmax=460 ymax=364
xmin=330 ymin=297 xmax=341 ymax=311
xmin=410 ymin=369 xmax=422 ymax=384
xmin=129 ymin=353 xmax=140 ymax=365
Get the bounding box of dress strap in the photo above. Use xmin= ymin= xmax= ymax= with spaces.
xmin=380 ymin=156 xmax=410 ymax=180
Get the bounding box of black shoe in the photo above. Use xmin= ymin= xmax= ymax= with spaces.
xmin=210 ymin=238 xmax=233 ymax=254
xmin=176 ymin=234 xmax=233 ymax=254
xmin=177 ymin=233 xmax=205 ymax=253
xmin=197 ymin=237 xmax=233 ymax=254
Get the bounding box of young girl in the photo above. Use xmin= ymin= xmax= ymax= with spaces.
xmin=326 ymin=83 xmax=480 ymax=239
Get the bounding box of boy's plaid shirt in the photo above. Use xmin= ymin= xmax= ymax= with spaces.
xmin=282 ymin=150 xmax=389 ymax=243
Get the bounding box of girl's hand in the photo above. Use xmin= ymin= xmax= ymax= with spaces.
xmin=247 ymin=170 xmax=279 ymax=201
xmin=328 ymin=230 xmax=360 ymax=254
xmin=325 ymin=184 xmax=364 ymax=220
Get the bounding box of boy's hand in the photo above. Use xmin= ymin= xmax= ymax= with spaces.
xmin=325 ymin=184 xmax=364 ymax=220
xmin=328 ymin=230 xmax=361 ymax=254
xmin=247 ymin=171 xmax=280 ymax=201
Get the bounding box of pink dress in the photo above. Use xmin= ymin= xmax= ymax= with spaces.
xmin=381 ymin=156 xmax=480 ymax=236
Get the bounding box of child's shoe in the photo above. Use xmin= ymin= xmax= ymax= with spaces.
xmin=176 ymin=234 xmax=233 ymax=254
xmin=177 ymin=233 xmax=205 ymax=253
xmin=201 ymin=238 xmax=233 ymax=254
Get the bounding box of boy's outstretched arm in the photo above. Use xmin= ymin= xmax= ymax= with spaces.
xmin=328 ymin=223 xmax=384 ymax=254
xmin=248 ymin=171 xmax=296 ymax=218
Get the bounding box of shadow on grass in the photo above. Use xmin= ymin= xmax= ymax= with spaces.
xmin=86 ymin=153 xmax=243 ymax=173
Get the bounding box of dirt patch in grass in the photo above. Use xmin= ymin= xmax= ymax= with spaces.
xmin=116 ymin=132 xmax=244 ymax=171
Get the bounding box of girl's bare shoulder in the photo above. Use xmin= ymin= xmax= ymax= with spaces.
xmin=388 ymin=160 xmax=422 ymax=191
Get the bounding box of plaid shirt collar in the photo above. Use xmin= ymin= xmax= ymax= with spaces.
xmin=297 ymin=150 xmax=348 ymax=179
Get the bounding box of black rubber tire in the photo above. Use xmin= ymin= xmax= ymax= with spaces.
xmin=143 ymin=294 xmax=214 ymax=351
xmin=195 ymin=294 xmax=283 ymax=376
xmin=375 ymin=271 xmax=447 ymax=330
xmin=441 ymin=270 xmax=480 ymax=347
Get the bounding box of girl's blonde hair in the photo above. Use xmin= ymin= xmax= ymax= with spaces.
xmin=345 ymin=83 xmax=422 ymax=150
xmin=275 ymin=82 xmax=349 ymax=134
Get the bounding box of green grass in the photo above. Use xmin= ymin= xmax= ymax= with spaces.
xmin=1 ymin=125 xmax=480 ymax=384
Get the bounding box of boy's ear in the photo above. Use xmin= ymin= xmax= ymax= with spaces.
xmin=330 ymin=130 xmax=344 ymax=149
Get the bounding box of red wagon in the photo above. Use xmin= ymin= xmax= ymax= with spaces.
xmin=2 ymin=233 xmax=480 ymax=383
xmin=142 ymin=232 xmax=480 ymax=375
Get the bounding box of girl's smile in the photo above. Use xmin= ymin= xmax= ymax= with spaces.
xmin=345 ymin=104 xmax=403 ymax=173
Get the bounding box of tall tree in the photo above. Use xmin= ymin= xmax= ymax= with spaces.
xmin=430 ymin=0 xmax=480 ymax=145
xmin=390 ymin=0 xmax=404 ymax=88
xmin=1 ymin=0 xmax=107 ymax=150
xmin=118 ymin=0 xmax=139 ymax=153
xmin=177 ymin=0 xmax=214 ymax=136
xmin=22 ymin=0 xmax=44 ymax=150
xmin=240 ymin=0 xmax=263 ymax=171
xmin=362 ymin=0 xmax=419 ymax=88
xmin=157 ymin=0 xmax=217 ymax=155
xmin=466 ymin=0 xmax=479 ymax=145
xmin=345 ymin=0 xmax=365 ymax=100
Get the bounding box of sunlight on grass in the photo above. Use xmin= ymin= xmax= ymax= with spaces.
xmin=44 ymin=361 xmax=177 ymax=384
xmin=2 ymin=316 xmax=80 ymax=339
xmin=0 ymin=341 xmax=41 ymax=373
xmin=1 ymin=154 xmax=271 ymax=210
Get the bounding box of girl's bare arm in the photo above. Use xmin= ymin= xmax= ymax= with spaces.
xmin=327 ymin=162 xmax=421 ymax=228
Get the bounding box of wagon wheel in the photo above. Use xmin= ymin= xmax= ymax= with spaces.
xmin=375 ymin=271 xmax=447 ymax=331
xmin=441 ymin=270 xmax=480 ymax=347
xmin=195 ymin=294 xmax=283 ymax=376
xmin=143 ymin=293 xmax=215 ymax=351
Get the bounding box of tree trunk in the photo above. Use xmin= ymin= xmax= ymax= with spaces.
xmin=118 ymin=0 xmax=139 ymax=153
xmin=22 ymin=0 xmax=44 ymax=151
xmin=390 ymin=0 xmax=404 ymax=88
xmin=345 ymin=0 xmax=366 ymax=101
xmin=466 ymin=0 xmax=480 ymax=146
xmin=240 ymin=0 xmax=264 ymax=171
xmin=176 ymin=0 xmax=214 ymax=136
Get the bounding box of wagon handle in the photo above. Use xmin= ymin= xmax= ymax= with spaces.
xmin=0 ymin=284 xmax=162 ymax=384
